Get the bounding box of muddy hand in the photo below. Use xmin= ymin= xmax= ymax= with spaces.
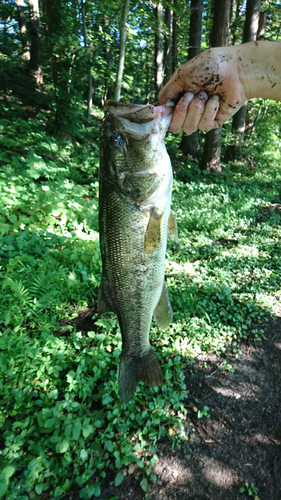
xmin=159 ymin=46 xmax=248 ymax=134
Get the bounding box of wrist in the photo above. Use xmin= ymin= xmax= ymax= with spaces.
xmin=236 ymin=41 xmax=281 ymax=101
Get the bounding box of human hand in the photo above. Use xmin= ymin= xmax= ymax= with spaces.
xmin=159 ymin=46 xmax=248 ymax=134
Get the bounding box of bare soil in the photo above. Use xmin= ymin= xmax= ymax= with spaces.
xmin=147 ymin=310 xmax=281 ymax=500
xmin=81 ymin=304 xmax=281 ymax=500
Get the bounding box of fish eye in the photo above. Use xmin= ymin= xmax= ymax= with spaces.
xmin=111 ymin=132 xmax=124 ymax=148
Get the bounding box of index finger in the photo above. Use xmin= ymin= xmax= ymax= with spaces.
xmin=158 ymin=77 xmax=184 ymax=105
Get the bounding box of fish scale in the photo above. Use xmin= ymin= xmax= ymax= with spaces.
xmin=98 ymin=101 xmax=177 ymax=403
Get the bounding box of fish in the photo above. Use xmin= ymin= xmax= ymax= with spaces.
xmin=98 ymin=100 xmax=178 ymax=404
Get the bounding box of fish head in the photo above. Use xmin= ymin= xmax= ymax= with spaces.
xmin=100 ymin=101 xmax=173 ymax=202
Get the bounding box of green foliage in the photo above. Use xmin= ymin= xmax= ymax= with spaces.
xmin=0 ymin=1 xmax=280 ymax=496
xmin=0 ymin=104 xmax=188 ymax=499
xmin=197 ymin=406 xmax=210 ymax=419
xmin=239 ymin=481 xmax=260 ymax=499
xmin=1 ymin=93 xmax=281 ymax=498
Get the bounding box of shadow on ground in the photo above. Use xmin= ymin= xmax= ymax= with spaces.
xmin=148 ymin=308 xmax=281 ymax=500
xmin=86 ymin=307 xmax=281 ymax=500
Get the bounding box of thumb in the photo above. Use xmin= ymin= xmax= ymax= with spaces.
xmin=158 ymin=77 xmax=185 ymax=104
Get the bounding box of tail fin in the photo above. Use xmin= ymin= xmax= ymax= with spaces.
xmin=118 ymin=348 xmax=163 ymax=404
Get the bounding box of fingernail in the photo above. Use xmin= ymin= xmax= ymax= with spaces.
xmin=197 ymin=91 xmax=208 ymax=102
xmin=182 ymin=92 xmax=194 ymax=104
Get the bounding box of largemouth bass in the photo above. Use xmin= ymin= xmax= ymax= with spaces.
xmin=98 ymin=100 xmax=177 ymax=404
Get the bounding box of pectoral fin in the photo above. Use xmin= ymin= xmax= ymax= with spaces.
xmin=97 ymin=283 xmax=112 ymax=316
xmin=168 ymin=211 xmax=178 ymax=243
xmin=153 ymin=283 xmax=173 ymax=329
xmin=144 ymin=208 xmax=163 ymax=254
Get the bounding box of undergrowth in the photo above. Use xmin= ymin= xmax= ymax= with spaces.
xmin=0 ymin=96 xmax=281 ymax=499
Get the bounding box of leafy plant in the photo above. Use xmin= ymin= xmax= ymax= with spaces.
xmin=239 ymin=481 xmax=260 ymax=499
xmin=1 ymin=86 xmax=281 ymax=498
xmin=197 ymin=406 xmax=210 ymax=419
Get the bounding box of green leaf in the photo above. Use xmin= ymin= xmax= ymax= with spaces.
xmin=82 ymin=424 xmax=94 ymax=438
xmin=90 ymin=483 xmax=101 ymax=497
xmin=140 ymin=477 xmax=148 ymax=492
xmin=0 ymin=483 xmax=8 ymax=499
xmin=93 ymin=420 xmax=102 ymax=428
xmin=114 ymin=471 xmax=124 ymax=487
xmin=35 ymin=484 xmax=43 ymax=495
xmin=45 ymin=418 xmax=55 ymax=428
xmin=49 ymin=435 xmax=61 ymax=444
xmin=150 ymin=472 xmax=157 ymax=484
xmin=80 ymin=449 xmax=88 ymax=462
xmin=133 ymin=443 xmax=142 ymax=452
xmin=56 ymin=438 xmax=69 ymax=454
xmin=49 ymin=389 xmax=58 ymax=400
xmin=0 ymin=466 xmax=15 ymax=481
xmin=79 ymin=483 xmax=101 ymax=499
xmin=73 ymin=421 xmax=82 ymax=440
xmin=0 ymin=466 xmax=15 ymax=499
xmin=67 ymin=370 xmax=76 ymax=383
xmin=105 ymin=440 xmax=113 ymax=452
xmin=102 ymin=394 xmax=113 ymax=405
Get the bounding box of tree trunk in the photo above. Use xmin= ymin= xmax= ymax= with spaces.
xmin=180 ymin=0 xmax=203 ymax=158
xmin=41 ymin=0 xmax=51 ymax=58
xmin=225 ymin=0 xmax=261 ymax=161
xmin=72 ymin=0 xmax=79 ymax=37
xmin=146 ymin=37 xmax=151 ymax=103
xmin=231 ymin=1 xmax=243 ymax=45
xmin=229 ymin=0 xmax=235 ymax=27
xmin=164 ymin=5 xmax=173 ymax=83
xmin=201 ymin=0 xmax=231 ymax=173
xmin=15 ymin=0 xmax=30 ymax=60
xmin=154 ymin=2 xmax=164 ymax=98
xmin=172 ymin=0 xmax=177 ymax=73
xmin=257 ymin=10 xmax=267 ymax=40
xmin=132 ymin=50 xmax=141 ymax=102
xmin=243 ymin=0 xmax=261 ymax=43
xmin=87 ymin=68 xmax=93 ymax=116
xmin=82 ymin=1 xmax=93 ymax=117
xmin=44 ymin=0 xmax=77 ymax=141
xmin=102 ymin=15 xmax=111 ymax=105
xmin=210 ymin=0 xmax=231 ymax=46
xmin=114 ymin=0 xmax=130 ymax=101
xmin=28 ymin=0 xmax=43 ymax=84
xmin=245 ymin=8 xmax=267 ymax=134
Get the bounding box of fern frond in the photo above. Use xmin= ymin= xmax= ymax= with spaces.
xmin=2 ymin=277 xmax=31 ymax=303
xmin=29 ymin=274 xmax=52 ymax=298
xmin=38 ymin=292 xmax=57 ymax=307
xmin=29 ymin=267 xmax=66 ymax=298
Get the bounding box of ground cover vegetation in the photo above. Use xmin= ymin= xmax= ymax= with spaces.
xmin=0 ymin=0 xmax=281 ymax=499
xmin=1 ymin=90 xmax=281 ymax=499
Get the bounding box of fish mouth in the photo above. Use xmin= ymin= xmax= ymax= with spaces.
xmin=106 ymin=101 xmax=156 ymax=123
xmin=105 ymin=101 xmax=174 ymax=139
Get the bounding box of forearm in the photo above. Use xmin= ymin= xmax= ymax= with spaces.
xmin=237 ymin=41 xmax=281 ymax=101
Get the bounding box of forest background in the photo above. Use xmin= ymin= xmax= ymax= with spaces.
xmin=0 ymin=0 xmax=281 ymax=499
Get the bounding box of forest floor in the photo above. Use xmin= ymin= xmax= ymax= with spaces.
xmin=2 ymin=91 xmax=281 ymax=500
xmin=74 ymin=305 xmax=281 ymax=500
